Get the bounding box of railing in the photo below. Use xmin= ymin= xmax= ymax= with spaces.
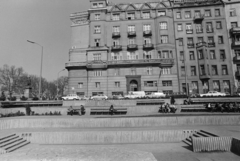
xmin=196 ymin=42 xmax=207 ymax=48
xmin=108 ymin=59 xmax=174 ymax=65
xmin=233 ymin=56 xmax=240 ymax=64
xmin=128 ymin=31 xmax=136 ymax=37
xmin=230 ymin=27 xmax=240 ymax=34
xmin=127 ymin=44 xmax=138 ymax=50
xmin=208 ymin=42 xmax=215 ymax=47
xmin=143 ymin=30 xmax=152 ymax=36
xmin=194 ymin=14 xmax=204 ymax=21
xmin=196 ymin=28 xmax=203 ymax=33
xmin=232 ymin=41 xmax=240 ymax=47
xmin=206 ymin=28 xmax=214 ymax=33
xmin=235 ymin=70 xmax=240 ymax=77
xmin=186 ymin=29 xmax=193 ymax=34
xmin=112 ymin=32 xmax=121 ymax=37
xmin=143 ymin=43 xmax=154 ymax=49
xmin=111 ymin=45 xmax=122 ymax=50
xmin=187 ymin=43 xmax=195 ymax=48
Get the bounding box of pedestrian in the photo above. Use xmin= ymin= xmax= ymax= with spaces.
xmin=68 ymin=106 xmax=74 ymax=116
xmin=80 ymin=105 xmax=85 ymax=115
xmin=170 ymin=95 xmax=175 ymax=105
xmin=109 ymin=105 xmax=115 ymax=115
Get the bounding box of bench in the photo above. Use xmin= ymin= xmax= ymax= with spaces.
xmin=180 ymin=104 xmax=207 ymax=112
xmin=90 ymin=108 xmax=127 ymax=115
xmin=67 ymin=109 xmax=85 ymax=115
xmin=136 ymin=100 xmax=165 ymax=105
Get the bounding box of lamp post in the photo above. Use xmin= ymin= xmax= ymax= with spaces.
xmin=57 ymin=69 xmax=65 ymax=99
xmin=27 ymin=40 xmax=43 ymax=99
xmin=176 ymin=38 xmax=188 ymax=97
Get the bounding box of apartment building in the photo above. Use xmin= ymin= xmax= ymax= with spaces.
xmin=66 ymin=0 xmax=179 ymax=96
xmin=172 ymin=0 xmax=234 ymax=94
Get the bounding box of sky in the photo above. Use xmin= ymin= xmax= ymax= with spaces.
xmin=0 ymin=0 xmax=151 ymax=81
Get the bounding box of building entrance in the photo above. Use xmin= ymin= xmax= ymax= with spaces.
xmin=126 ymin=75 xmax=141 ymax=93
xmin=130 ymin=80 xmax=138 ymax=91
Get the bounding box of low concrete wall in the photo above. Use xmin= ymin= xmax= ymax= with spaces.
xmin=0 ymin=108 xmax=26 ymax=115
xmin=0 ymin=116 xmax=240 ymax=130
xmin=18 ymin=130 xmax=195 ymax=144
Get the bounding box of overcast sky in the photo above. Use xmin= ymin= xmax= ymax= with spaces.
xmin=0 ymin=0 xmax=152 ymax=81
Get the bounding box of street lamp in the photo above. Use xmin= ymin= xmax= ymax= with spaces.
xmin=176 ymin=38 xmax=188 ymax=97
xmin=27 ymin=40 xmax=43 ymax=99
xmin=57 ymin=69 xmax=66 ymax=99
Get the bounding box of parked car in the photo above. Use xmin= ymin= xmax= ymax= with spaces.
xmin=81 ymin=96 xmax=90 ymax=100
xmin=91 ymin=94 xmax=108 ymax=100
xmin=112 ymin=94 xmax=124 ymax=100
xmin=147 ymin=92 xmax=166 ymax=98
xmin=124 ymin=91 xmax=146 ymax=99
xmin=199 ymin=91 xmax=226 ymax=97
xmin=62 ymin=94 xmax=80 ymax=100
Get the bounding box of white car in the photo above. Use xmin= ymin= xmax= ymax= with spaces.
xmin=124 ymin=91 xmax=146 ymax=99
xmin=62 ymin=94 xmax=80 ymax=100
xmin=199 ymin=91 xmax=226 ymax=97
xmin=148 ymin=92 xmax=166 ymax=98
xmin=91 ymin=94 xmax=108 ymax=100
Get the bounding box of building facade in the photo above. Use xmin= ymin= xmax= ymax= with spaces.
xmin=223 ymin=0 xmax=240 ymax=93
xmin=66 ymin=0 xmax=236 ymax=96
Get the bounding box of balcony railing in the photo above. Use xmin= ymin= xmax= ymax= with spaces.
xmin=111 ymin=45 xmax=122 ymax=51
xmin=112 ymin=32 xmax=120 ymax=37
xmin=186 ymin=29 xmax=193 ymax=34
xmin=208 ymin=42 xmax=215 ymax=47
xmin=194 ymin=14 xmax=204 ymax=21
xmin=108 ymin=59 xmax=174 ymax=66
xmin=196 ymin=28 xmax=203 ymax=33
xmin=235 ymin=70 xmax=240 ymax=77
xmin=187 ymin=43 xmax=195 ymax=48
xmin=143 ymin=30 xmax=152 ymax=36
xmin=206 ymin=28 xmax=214 ymax=33
xmin=232 ymin=41 xmax=240 ymax=48
xmin=143 ymin=43 xmax=154 ymax=49
xmin=199 ymin=72 xmax=210 ymax=80
xmin=233 ymin=56 xmax=240 ymax=64
xmin=196 ymin=42 xmax=207 ymax=48
xmin=230 ymin=27 xmax=240 ymax=35
xmin=128 ymin=31 xmax=136 ymax=37
xmin=127 ymin=44 xmax=138 ymax=50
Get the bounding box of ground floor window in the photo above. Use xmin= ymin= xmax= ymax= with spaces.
xmin=213 ymin=80 xmax=220 ymax=92
xmin=112 ymin=91 xmax=123 ymax=96
xmin=144 ymin=81 xmax=157 ymax=87
xmin=92 ymin=92 xmax=103 ymax=96
xmin=162 ymin=80 xmax=172 ymax=86
xmin=163 ymin=90 xmax=173 ymax=95
xmin=191 ymin=81 xmax=198 ymax=94
xmin=202 ymin=81 xmax=209 ymax=94
xmin=223 ymin=80 xmax=230 ymax=93
xmin=76 ymin=92 xmax=84 ymax=96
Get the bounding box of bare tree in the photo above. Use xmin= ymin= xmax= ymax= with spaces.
xmin=57 ymin=76 xmax=68 ymax=97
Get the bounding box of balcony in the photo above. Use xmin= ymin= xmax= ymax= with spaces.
xmin=206 ymin=28 xmax=214 ymax=33
xmin=143 ymin=43 xmax=154 ymax=50
xmin=112 ymin=32 xmax=120 ymax=38
xmin=143 ymin=30 xmax=152 ymax=36
xmin=233 ymin=56 xmax=240 ymax=64
xmin=187 ymin=43 xmax=195 ymax=48
xmin=186 ymin=29 xmax=193 ymax=34
xmin=196 ymin=28 xmax=203 ymax=33
xmin=208 ymin=42 xmax=215 ymax=47
xmin=194 ymin=14 xmax=204 ymax=22
xmin=231 ymin=41 xmax=240 ymax=49
xmin=230 ymin=27 xmax=240 ymax=35
xmin=86 ymin=60 xmax=108 ymax=69
xmin=196 ymin=42 xmax=207 ymax=48
xmin=111 ymin=45 xmax=122 ymax=51
xmin=199 ymin=72 xmax=210 ymax=80
xmin=127 ymin=44 xmax=138 ymax=50
xmin=128 ymin=31 xmax=136 ymax=37
xmin=235 ymin=70 xmax=240 ymax=78
xmin=108 ymin=59 xmax=174 ymax=67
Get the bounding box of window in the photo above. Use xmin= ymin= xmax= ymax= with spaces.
xmin=176 ymin=12 xmax=181 ymax=19
xmin=180 ymin=51 xmax=184 ymax=61
xmin=94 ymin=26 xmax=101 ymax=33
xmin=230 ymin=8 xmax=236 ymax=17
xmin=189 ymin=51 xmax=195 ymax=60
xmin=216 ymin=21 xmax=222 ymax=29
xmin=78 ymin=82 xmax=83 ymax=88
xmin=113 ymin=26 xmax=120 ymax=33
xmin=142 ymin=12 xmax=150 ymax=19
xmin=128 ymin=25 xmax=135 ymax=32
xmin=210 ymin=50 xmax=216 ymax=59
xmin=160 ymin=51 xmax=172 ymax=59
xmin=144 ymin=81 xmax=157 ymax=87
xmin=206 ymin=22 xmax=213 ymax=32
xmin=200 ymin=65 xmax=205 ymax=75
xmin=191 ymin=66 xmax=196 ymax=76
xmin=127 ymin=52 xmax=138 ymax=60
xmin=111 ymin=52 xmax=122 ymax=60
xmin=177 ymin=24 xmax=182 ymax=31
xmin=222 ymin=65 xmax=228 ymax=75
xmin=235 ymin=50 xmax=240 ymax=57
xmin=92 ymin=3 xmax=97 ymax=8
xmin=181 ymin=66 xmax=185 ymax=76
xmin=94 ymin=70 xmax=102 ymax=76
xmin=213 ymin=80 xmax=220 ymax=92
xmin=197 ymin=37 xmax=204 ymax=43
xmin=198 ymin=50 xmax=204 ymax=60
xmin=112 ymin=14 xmax=120 ymax=21
xmin=143 ymin=24 xmax=151 ymax=31
xmin=160 ymin=22 xmax=167 ymax=29
xmin=95 ymin=14 xmax=100 ymax=20
xmin=179 ymin=38 xmax=183 ymax=46
xmin=158 ymin=11 xmax=166 ymax=16
xmin=194 ymin=11 xmax=201 ymax=18
xmin=196 ymin=24 xmax=203 ymax=33
xmin=113 ymin=39 xmax=120 ymax=46
xmin=98 ymin=3 xmax=103 ymax=7
xmin=162 ymin=81 xmax=172 ymax=86
xmin=146 ymin=67 xmax=153 ymax=75
xmin=215 ymin=9 xmax=220 ymax=16
xmin=93 ymin=53 xmax=101 ymax=60
xmin=144 ymin=37 xmax=151 ymax=44
xmin=114 ymin=68 xmax=120 ymax=76
xmin=143 ymin=51 xmax=152 ymax=59
xmin=115 ymin=82 xmax=120 ymax=87
xmin=192 ymin=81 xmax=199 ymax=93
xmin=95 ymin=39 xmax=100 ymax=47
xmin=160 ymin=35 xmax=168 ymax=43
xmin=231 ymin=22 xmax=238 ymax=28
xmin=187 ymin=37 xmax=194 ymax=45
xmin=223 ymin=80 xmax=230 ymax=93
xmin=208 ymin=37 xmax=214 ymax=43
xmin=220 ymin=50 xmax=226 ymax=60
xmin=162 ymin=68 xmax=171 ymax=75
xmin=95 ymin=82 xmax=100 ymax=88
xmin=218 ymin=36 xmax=223 ymax=44
xmin=130 ymin=68 xmax=136 ymax=75
xmin=202 ymin=81 xmax=209 ymax=93
xmin=186 ymin=24 xmax=193 ymax=34
xmin=185 ymin=11 xmax=191 ymax=19
xmin=128 ymin=38 xmax=135 ymax=44
xmin=212 ymin=65 xmax=218 ymax=75
xmin=204 ymin=10 xmax=211 ymax=17
xmin=127 ymin=13 xmax=135 ymax=20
